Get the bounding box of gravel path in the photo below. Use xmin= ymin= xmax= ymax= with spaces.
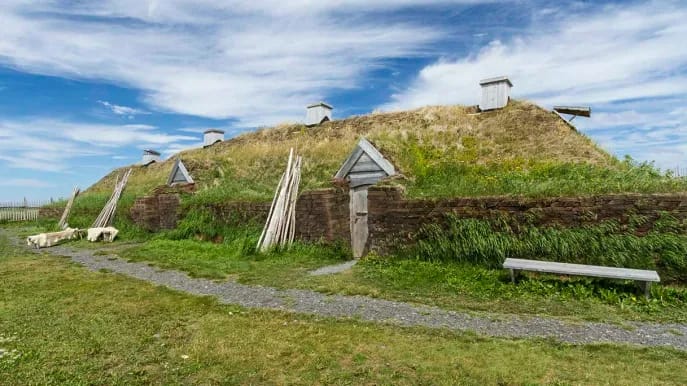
xmin=8 ymin=232 xmax=687 ymax=351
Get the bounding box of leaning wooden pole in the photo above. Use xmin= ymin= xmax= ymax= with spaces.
xmin=58 ymin=187 xmax=80 ymax=230
xmin=283 ymin=156 xmax=301 ymax=246
xmin=92 ymin=174 xmax=119 ymax=228
xmin=258 ymin=149 xmax=302 ymax=252
xmin=257 ymin=170 xmax=286 ymax=250
xmin=259 ymin=149 xmax=294 ymax=251
xmin=92 ymin=168 xmax=131 ymax=228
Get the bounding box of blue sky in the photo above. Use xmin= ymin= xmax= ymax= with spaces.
xmin=1 ymin=0 xmax=686 ymax=201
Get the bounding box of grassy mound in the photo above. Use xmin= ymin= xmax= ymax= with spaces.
xmin=84 ymin=100 xmax=686 ymax=204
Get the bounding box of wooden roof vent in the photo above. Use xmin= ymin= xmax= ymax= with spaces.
xmin=305 ymin=102 xmax=333 ymax=126
xmin=335 ymin=138 xmax=395 ymax=188
xmin=479 ymin=76 xmax=513 ymax=111
xmin=142 ymin=149 xmax=161 ymax=166
xmin=203 ymin=129 xmax=225 ymax=148
xmin=167 ymin=158 xmax=194 ymax=186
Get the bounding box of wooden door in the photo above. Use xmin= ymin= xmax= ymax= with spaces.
xmin=349 ymin=187 xmax=368 ymax=258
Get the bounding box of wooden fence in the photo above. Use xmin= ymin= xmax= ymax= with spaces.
xmin=673 ymin=167 xmax=687 ymax=178
xmin=0 ymin=200 xmax=52 ymax=222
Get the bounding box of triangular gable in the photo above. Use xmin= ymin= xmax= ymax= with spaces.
xmin=335 ymin=138 xmax=395 ymax=180
xmin=166 ymin=158 xmax=194 ymax=185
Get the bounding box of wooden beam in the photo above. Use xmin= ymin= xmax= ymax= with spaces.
xmin=58 ymin=187 xmax=80 ymax=230
xmin=356 ymin=138 xmax=395 ymax=176
xmin=335 ymin=137 xmax=395 ymax=184
xmin=334 ymin=146 xmax=364 ymax=179
xmin=553 ymin=106 xmax=591 ymax=117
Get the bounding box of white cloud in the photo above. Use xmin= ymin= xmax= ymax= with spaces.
xmin=582 ymin=111 xmax=655 ymax=130
xmin=383 ymin=2 xmax=687 ymax=111
xmin=33 ymin=1 xmax=493 ymax=22
xmin=176 ymin=127 xmax=210 ymax=134
xmin=0 ymin=1 xmax=487 ymax=127
xmin=58 ymin=123 xmax=194 ymax=147
xmin=573 ymin=105 xmax=687 ymax=170
xmin=1 ymin=0 xmax=685 ymax=175
xmin=0 ymin=178 xmax=54 ymax=188
xmin=176 ymin=127 xmax=230 ymax=134
xmin=98 ymin=100 xmax=149 ymax=117
xmin=0 ymin=119 xmax=196 ymax=171
xmin=162 ymin=142 xmax=204 ymax=157
xmin=379 ymin=1 xmax=687 ymax=169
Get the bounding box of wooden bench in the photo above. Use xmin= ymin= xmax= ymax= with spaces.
xmin=503 ymin=258 xmax=660 ymax=299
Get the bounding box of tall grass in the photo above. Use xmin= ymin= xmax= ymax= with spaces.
xmin=163 ymin=206 xmax=262 ymax=247
xmin=404 ymin=153 xmax=687 ymax=198
xmin=404 ymin=215 xmax=687 ymax=282
xmin=162 ymin=157 xmax=687 ymax=206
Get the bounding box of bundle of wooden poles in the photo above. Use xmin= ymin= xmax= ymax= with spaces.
xmin=92 ymin=168 xmax=132 ymax=228
xmin=257 ymin=149 xmax=302 ymax=252
xmin=58 ymin=186 xmax=80 ymax=230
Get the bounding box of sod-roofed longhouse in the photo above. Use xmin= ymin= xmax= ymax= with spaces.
xmin=87 ymin=99 xmax=617 ymax=201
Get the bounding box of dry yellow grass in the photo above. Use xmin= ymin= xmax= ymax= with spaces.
xmin=87 ymin=100 xmax=615 ymax=201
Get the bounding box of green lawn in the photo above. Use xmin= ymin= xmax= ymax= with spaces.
xmin=2 ymin=231 xmax=687 ymax=384
xmin=303 ymin=257 xmax=687 ymax=324
xmin=12 ymin=219 xmax=687 ymax=324
xmin=118 ymin=238 xmax=349 ymax=282
xmin=96 ymin=236 xmax=687 ymax=324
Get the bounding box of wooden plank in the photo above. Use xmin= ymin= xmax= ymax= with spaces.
xmin=356 ymin=154 xmax=373 ymax=163
xmin=356 ymin=138 xmax=395 ymax=176
xmin=351 ymin=159 xmax=383 ymax=173
xmin=93 ymin=168 xmax=131 ymax=228
xmin=262 ymin=149 xmax=294 ymax=250
xmin=349 ymin=171 xmax=387 ymax=179
xmin=258 ymin=149 xmax=302 ymax=252
xmin=349 ymin=170 xmax=388 ymax=187
xmin=349 ymin=187 xmax=368 ymax=258
xmin=274 ymin=151 xmax=296 ymax=244
xmin=257 ymin=168 xmax=286 ymax=249
xmin=335 ymin=138 xmax=395 ymax=179
xmin=503 ymin=258 xmax=660 ymax=282
xmin=349 ymin=177 xmax=385 ymax=188
xmin=334 ymin=146 xmax=364 ymax=179
xmin=553 ymin=106 xmax=591 ymax=117
xmin=286 ymin=156 xmax=301 ymax=246
xmin=93 ymin=174 xmax=119 ymax=227
xmin=58 ymin=187 xmax=80 ymax=229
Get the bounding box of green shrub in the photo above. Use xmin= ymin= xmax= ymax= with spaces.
xmin=164 ymin=206 xmax=262 ymax=246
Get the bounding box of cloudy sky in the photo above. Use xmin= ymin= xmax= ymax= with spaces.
xmin=0 ymin=0 xmax=685 ymax=201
